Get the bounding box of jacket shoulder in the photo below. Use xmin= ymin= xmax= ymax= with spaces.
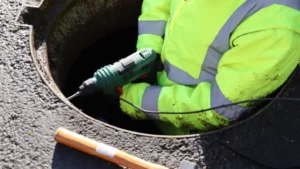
xmin=231 ymin=4 xmax=300 ymax=41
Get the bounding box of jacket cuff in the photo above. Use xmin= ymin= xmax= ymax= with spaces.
xmin=120 ymin=83 xmax=150 ymax=120
xmin=141 ymin=86 xmax=162 ymax=119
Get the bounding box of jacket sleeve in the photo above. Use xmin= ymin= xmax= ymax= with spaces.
xmin=136 ymin=0 xmax=171 ymax=54
xmin=121 ymin=28 xmax=300 ymax=132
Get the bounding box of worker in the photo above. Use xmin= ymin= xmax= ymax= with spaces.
xmin=119 ymin=0 xmax=300 ymax=135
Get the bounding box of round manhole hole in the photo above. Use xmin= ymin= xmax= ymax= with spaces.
xmin=19 ymin=0 xmax=269 ymax=137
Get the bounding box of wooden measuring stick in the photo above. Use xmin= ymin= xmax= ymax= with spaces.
xmin=54 ymin=127 xmax=169 ymax=169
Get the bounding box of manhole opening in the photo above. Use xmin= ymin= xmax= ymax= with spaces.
xmin=45 ymin=0 xmax=273 ymax=136
xmin=61 ymin=26 xmax=162 ymax=134
xmin=43 ymin=0 xmax=166 ymax=135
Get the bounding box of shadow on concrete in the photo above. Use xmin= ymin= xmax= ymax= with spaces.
xmin=51 ymin=143 xmax=122 ymax=169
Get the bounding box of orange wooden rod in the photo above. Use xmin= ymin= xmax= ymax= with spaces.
xmin=54 ymin=127 xmax=169 ymax=169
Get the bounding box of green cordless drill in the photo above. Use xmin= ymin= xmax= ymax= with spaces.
xmin=67 ymin=48 xmax=157 ymax=100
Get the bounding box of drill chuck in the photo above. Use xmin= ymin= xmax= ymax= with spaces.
xmin=67 ymin=77 xmax=97 ymax=100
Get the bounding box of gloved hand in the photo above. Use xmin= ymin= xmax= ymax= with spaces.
xmin=119 ymin=82 xmax=151 ymax=120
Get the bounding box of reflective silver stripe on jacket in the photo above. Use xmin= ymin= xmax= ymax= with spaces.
xmin=138 ymin=20 xmax=167 ymax=37
xmin=166 ymin=0 xmax=300 ymax=85
xmin=141 ymin=0 xmax=300 ymax=120
xmin=142 ymin=86 xmax=162 ymax=119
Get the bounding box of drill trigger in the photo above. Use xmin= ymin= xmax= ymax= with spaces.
xmin=140 ymin=74 xmax=148 ymax=79
xmin=117 ymin=86 xmax=123 ymax=95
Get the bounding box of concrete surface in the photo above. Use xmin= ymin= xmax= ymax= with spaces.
xmin=0 ymin=0 xmax=207 ymax=168
xmin=2 ymin=0 xmax=300 ymax=169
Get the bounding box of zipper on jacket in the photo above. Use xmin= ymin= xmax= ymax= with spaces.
xmin=170 ymin=0 xmax=187 ymax=32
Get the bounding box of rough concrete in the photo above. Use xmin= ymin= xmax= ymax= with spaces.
xmin=2 ymin=0 xmax=300 ymax=169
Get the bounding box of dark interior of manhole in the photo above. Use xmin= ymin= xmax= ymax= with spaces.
xmin=61 ymin=26 xmax=162 ymax=134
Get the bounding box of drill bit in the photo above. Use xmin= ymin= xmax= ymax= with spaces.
xmin=67 ymin=91 xmax=81 ymax=100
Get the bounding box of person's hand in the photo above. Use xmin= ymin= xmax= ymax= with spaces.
xmin=119 ymin=82 xmax=150 ymax=120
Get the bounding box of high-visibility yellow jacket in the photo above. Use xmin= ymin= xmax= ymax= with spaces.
xmin=120 ymin=0 xmax=300 ymax=135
